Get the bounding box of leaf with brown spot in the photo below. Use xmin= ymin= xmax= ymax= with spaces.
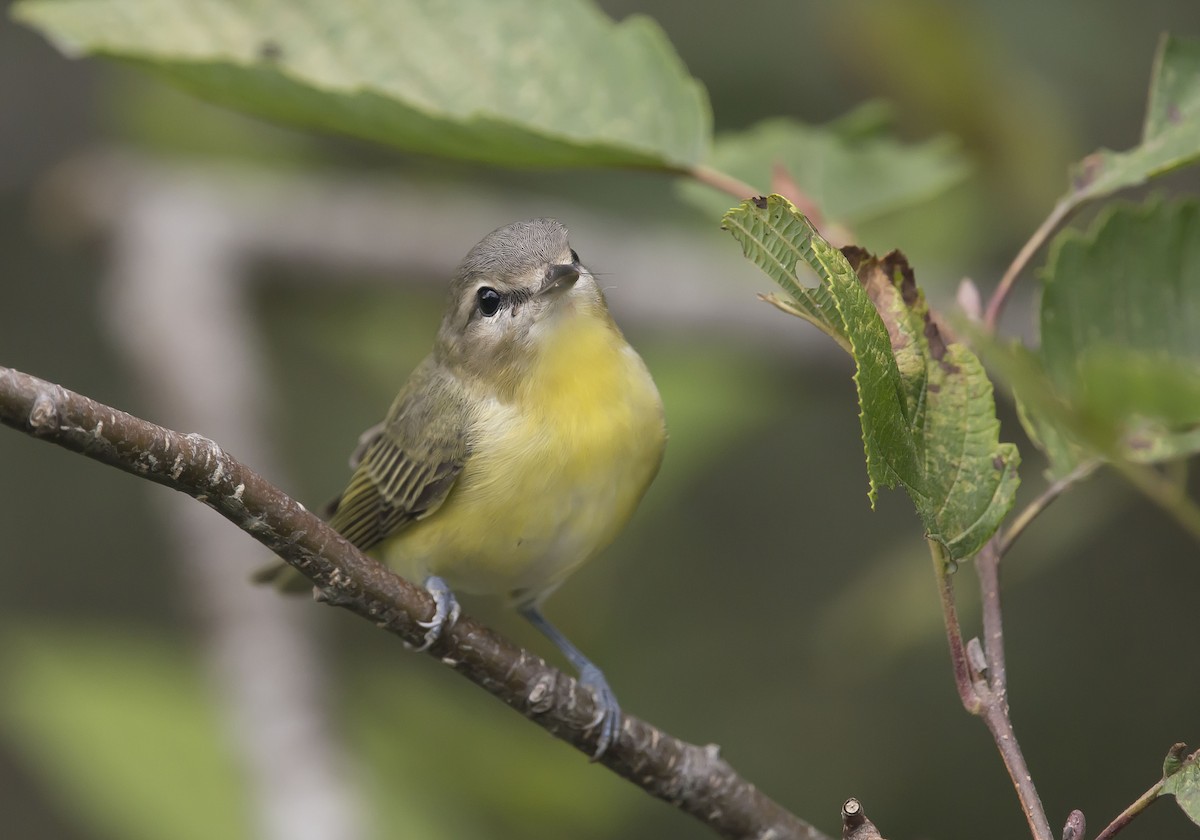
xmin=725 ymin=196 xmax=1019 ymax=559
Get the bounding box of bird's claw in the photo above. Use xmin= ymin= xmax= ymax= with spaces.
xmin=414 ymin=575 xmax=460 ymax=652
xmin=578 ymin=663 xmax=622 ymax=760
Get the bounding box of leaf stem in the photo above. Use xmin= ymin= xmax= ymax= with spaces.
xmin=930 ymin=540 xmax=981 ymax=714
xmin=1093 ymin=778 xmax=1164 ymax=840
xmin=690 ymin=164 xmax=762 ymax=202
xmin=997 ymin=462 xmax=1098 ymax=557
xmin=983 ymin=198 xmax=1076 ymax=332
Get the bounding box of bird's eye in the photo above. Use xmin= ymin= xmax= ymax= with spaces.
xmin=476 ymin=287 xmax=503 ymax=317
xmin=569 ymin=248 xmax=580 ymax=264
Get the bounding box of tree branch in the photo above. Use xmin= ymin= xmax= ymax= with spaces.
xmin=931 ymin=538 xmax=1053 ymax=840
xmin=0 ymin=365 xmax=828 ymax=840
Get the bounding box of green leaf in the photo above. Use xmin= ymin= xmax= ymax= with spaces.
xmin=1161 ymin=744 xmax=1200 ymax=827
xmin=969 ymin=333 xmax=1096 ymax=481
xmin=1069 ymin=34 xmax=1200 ymax=204
xmin=723 ymin=196 xmax=920 ymax=505
xmin=0 ymin=628 xmax=251 ymax=840
xmin=724 ymin=196 xmax=1019 ymax=559
xmin=846 ymin=249 xmax=1020 ymax=558
xmin=1038 ymin=199 xmax=1200 ymax=464
xmin=13 ymin=0 xmax=711 ymax=170
xmin=682 ymin=106 xmax=970 ymax=224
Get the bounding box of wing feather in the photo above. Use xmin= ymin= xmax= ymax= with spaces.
xmin=328 ymin=358 xmax=470 ymax=552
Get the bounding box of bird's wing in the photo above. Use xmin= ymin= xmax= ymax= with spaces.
xmin=328 ymin=359 xmax=471 ymax=552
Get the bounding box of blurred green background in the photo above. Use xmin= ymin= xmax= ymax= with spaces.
xmin=3 ymin=1 xmax=1200 ymax=838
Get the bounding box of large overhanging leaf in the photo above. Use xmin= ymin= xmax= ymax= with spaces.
xmin=13 ymin=0 xmax=711 ymax=169
xmin=723 ymin=196 xmax=1019 ymax=560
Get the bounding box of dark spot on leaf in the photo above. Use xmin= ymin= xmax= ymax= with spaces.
xmin=882 ymin=250 xmax=918 ymax=306
xmin=841 ymin=245 xmax=869 ymax=272
xmin=1168 ymin=104 xmax=1182 ymax=124
xmin=925 ymin=318 xmax=948 ymax=361
xmin=928 ymin=382 xmax=941 ymax=393
xmin=259 ymin=39 xmax=283 ymax=61
xmin=1125 ymin=433 xmax=1152 ymax=451
xmin=752 ymin=196 xmax=769 ymax=209
xmin=993 ymin=456 xmax=1005 ymax=470
xmin=939 ymin=360 xmax=961 ymax=375
xmin=1072 ymin=153 xmax=1104 ymax=190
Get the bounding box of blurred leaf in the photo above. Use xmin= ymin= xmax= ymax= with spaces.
xmin=1069 ymin=34 xmax=1200 ymax=205
xmin=1036 ymin=199 xmax=1200 ymax=464
xmin=1161 ymin=744 xmax=1200 ymax=827
xmin=681 ymin=106 xmax=970 ymax=224
xmin=13 ymin=0 xmax=710 ymax=170
xmin=723 ymin=196 xmax=1019 ymax=559
xmin=352 ymin=666 xmax=634 ymax=839
xmin=0 ymin=628 xmax=251 ymax=840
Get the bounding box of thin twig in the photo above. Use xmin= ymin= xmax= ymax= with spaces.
xmin=982 ymin=198 xmax=1076 ymax=332
xmin=1093 ymin=778 xmax=1164 ymax=840
xmin=979 ymin=702 xmax=1053 ymax=840
xmin=974 ymin=540 xmax=1052 ymax=840
xmin=0 ymin=365 xmax=828 ymax=840
xmin=997 ymin=462 xmax=1098 ymax=557
xmin=690 ymin=164 xmax=762 ymax=203
xmin=931 ymin=539 xmax=1053 ymax=840
xmin=974 ymin=539 xmax=1007 ymax=695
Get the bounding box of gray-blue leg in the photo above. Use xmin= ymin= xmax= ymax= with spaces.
xmin=518 ymin=606 xmax=621 ymax=759
xmin=415 ymin=575 xmax=460 ymax=652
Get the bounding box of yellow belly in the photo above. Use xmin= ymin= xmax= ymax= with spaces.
xmin=380 ymin=311 xmax=665 ymax=602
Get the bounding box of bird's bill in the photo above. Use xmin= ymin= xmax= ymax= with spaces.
xmin=538 ymin=263 xmax=581 ymax=297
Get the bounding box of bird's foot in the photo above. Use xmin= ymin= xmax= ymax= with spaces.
xmin=414 ymin=575 xmax=460 ymax=652
xmin=578 ymin=663 xmax=622 ymax=760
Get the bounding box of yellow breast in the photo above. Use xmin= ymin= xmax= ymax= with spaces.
xmin=381 ymin=308 xmax=665 ymax=601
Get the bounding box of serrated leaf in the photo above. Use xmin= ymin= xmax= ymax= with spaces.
xmin=846 ymin=249 xmax=1020 ymax=559
xmin=1038 ymin=199 xmax=1200 ymax=464
xmin=723 ymin=196 xmax=920 ymax=505
xmin=724 ymin=196 xmax=1019 ymax=559
xmin=1161 ymin=745 xmax=1200 ymax=827
xmin=682 ymin=107 xmax=970 ymax=225
xmin=13 ymin=0 xmax=711 ymax=170
xmin=1069 ymin=34 xmax=1200 ymax=204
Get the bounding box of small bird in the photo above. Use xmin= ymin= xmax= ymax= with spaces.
xmin=265 ymin=219 xmax=666 ymax=757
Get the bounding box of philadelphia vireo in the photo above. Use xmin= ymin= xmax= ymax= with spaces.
xmin=266 ymin=218 xmax=666 ymax=757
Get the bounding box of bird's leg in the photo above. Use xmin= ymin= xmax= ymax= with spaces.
xmin=414 ymin=575 xmax=460 ymax=652
xmin=518 ymin=605 xmax=621 ymax=759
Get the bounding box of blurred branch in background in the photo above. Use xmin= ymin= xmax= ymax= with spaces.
xmin=98 ymin=174 xmax=365 ymax=840
xmin=39 ymin=150 xmax=829 ymax=345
